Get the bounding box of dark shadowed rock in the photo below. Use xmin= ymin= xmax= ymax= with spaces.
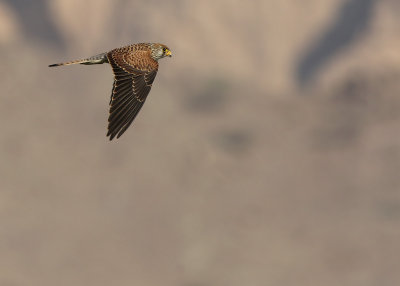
xmin=4 ymin=0 xmax=65 ymax=49
xmin=296 ymin=0 xmax=375 ymax=86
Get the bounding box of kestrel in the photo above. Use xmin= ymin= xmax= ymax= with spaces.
xmin=49 ymin=43 xmax=172 ymax=140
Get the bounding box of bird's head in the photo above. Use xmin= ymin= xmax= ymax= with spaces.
xmin=150 ymin=43 xmax=172 ymax=60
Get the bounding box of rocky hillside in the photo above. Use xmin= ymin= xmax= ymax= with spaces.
xmin=1 ymin=1 xmax=400 ymax=286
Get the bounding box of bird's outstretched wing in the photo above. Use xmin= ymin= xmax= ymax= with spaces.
xmin=106 ymin=50 xmax=158 ymax=140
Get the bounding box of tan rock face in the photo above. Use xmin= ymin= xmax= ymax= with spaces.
xmin=0 ymin=2 xmax=21 ymax=44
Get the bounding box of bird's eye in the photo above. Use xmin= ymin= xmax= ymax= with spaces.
xmin=162 ymin=47 xmax=166 ymax=53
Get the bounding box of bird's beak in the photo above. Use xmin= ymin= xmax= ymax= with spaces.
xmin=166 ymin=49 xmax=172 ymax=57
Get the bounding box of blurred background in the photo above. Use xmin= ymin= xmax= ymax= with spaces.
xmin=1 ymin=0 xmax=400 ymax=285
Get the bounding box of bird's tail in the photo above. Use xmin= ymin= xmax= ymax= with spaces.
xmin=49 ymin=53 xmax=108 ymax=67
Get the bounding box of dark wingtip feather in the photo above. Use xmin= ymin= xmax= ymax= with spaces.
xmin=48 ymin=63 xmax=60 ymax=67
xmin=107 ymin=131 xmax=116 ymax=141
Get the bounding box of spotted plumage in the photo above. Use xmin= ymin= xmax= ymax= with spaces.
xmin=49 ymin=43 xmax=172 ymax=140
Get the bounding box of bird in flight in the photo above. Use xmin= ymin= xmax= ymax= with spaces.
xmin=49 ymin=43 xmax=172 ymax=140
